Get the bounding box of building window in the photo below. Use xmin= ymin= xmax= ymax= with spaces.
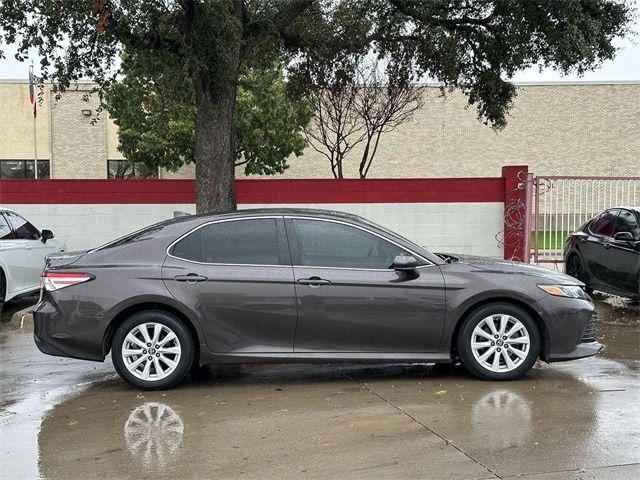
xmin=0 ymin=160 xmax=50 ymax=179
xmin=108 ymin=160 xmax=158 ymax=179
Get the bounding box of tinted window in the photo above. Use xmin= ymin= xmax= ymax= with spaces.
xmin=614 ymin=210 xmax=640 ymax=240
xmin=4 ymin=212 xmax=39 ymax=240
xmin=99 ymin=222 xmax=166 ymax=250
xmin=0 ymin=214 xmax=14 ymax=240
xmin=108 ymin=160 xmax=158 ymax=179
xmin=0 ymin=160 xmax=50 ymax=179
xmin=172 ymin=219 xmax=283 ymax=265
xmin=589 ymin=211 xmax=616 ymax=237
xmin=291 ymin=219 xmax=410 ymax=269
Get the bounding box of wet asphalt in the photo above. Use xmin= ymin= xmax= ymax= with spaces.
xmin=0 ymin=295 xmax=638 ymax=480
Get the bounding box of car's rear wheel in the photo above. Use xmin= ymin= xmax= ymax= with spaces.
xmin=566 ymin=254 xmax=593 ymax=295
xmin=112 ymin=310 xmax=194 ymax=390
xmin=458 ymin=303 xmax=540 ymax=381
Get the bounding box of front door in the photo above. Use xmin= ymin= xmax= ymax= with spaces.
xmin=582 ymin=209 xmax=617 ymax=285
xmin=162 ymin=217 xmax=297 ymax=354
xmin=4 ymin=211 xmax=56 ymax=291
xmin=0 ymin=212 xmax=29 ymax=295
xmin=285 ymin=218 xmax=446 ymax=353
xmin=603 ymin=209 xmax=640 ymax=295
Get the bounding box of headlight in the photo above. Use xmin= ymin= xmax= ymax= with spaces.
xmin=538 ymin=284 xmax=590 ymax=300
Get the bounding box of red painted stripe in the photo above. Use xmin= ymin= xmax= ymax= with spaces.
xmin=0 ymin=178 xmax=504 ymax=204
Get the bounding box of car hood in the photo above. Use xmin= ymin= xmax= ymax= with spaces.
xmin=437 ymin=253 xmax=582 ymax=285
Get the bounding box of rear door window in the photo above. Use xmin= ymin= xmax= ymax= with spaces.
xmin=171 ymin=218 xmax=286 ymax=265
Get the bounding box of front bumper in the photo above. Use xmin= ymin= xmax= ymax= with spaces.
xmin=547 ymin=340 xmax=604 ymax=362
xmin=532 ymin=294 xmax=604 ymax=361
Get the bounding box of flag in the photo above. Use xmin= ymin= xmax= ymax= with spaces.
xmin=28 ymin=65 xmax=36 ymax=118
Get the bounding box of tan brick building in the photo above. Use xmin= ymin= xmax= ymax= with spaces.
xmin=0 ymin=80 xmax=637 ymax=179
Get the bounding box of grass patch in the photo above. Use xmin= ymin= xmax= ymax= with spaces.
xmin=531 ymin=231 xmax=570 ymax=250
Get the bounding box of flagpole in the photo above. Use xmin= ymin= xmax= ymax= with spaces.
xmin=30 ymin=62 xmax=38 ymax=179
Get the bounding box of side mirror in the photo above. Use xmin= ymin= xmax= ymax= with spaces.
xmin=393 ymin=254 xmax=418 ymax=271
xmin=613 ymin=231 xmax=634 ymax=243
xmin=41 ymin=229 xmax=54 ymax=243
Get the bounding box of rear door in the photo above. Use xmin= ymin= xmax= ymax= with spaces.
xmin=162 ymin=216 xmax=298 ymax=354
xmin=285 ymin=217 xmax=446 ymax=353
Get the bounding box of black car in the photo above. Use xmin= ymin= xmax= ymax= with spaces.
xmin=564 ymin=206 xmax=640 ymax=299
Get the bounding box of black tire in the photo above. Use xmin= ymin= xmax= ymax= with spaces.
xmin=0 ymin=269 xmax=6 ymax=314
xmin=566 ymin=253 xmax=593 ymax=295
xmin=112 ymin=310 xmax=195 ymax=390
xmin=457 ymin=303 xmax=541 ymax=381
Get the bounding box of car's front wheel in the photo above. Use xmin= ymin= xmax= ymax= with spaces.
xmin=458 ymin=303 xmax=540 ymax=380
xmin=566 ymin=253 xmax=593 ymax=295
xmin=112 ymin=310 xmax=194 ymax=390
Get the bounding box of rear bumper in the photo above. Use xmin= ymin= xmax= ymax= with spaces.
xmin=33 ymin=332 xmax=72 ymax=359
xmin=547 ymin=341 xmax=604 ymax=362
xmin=33 ymin=294 xmax=108 ymax=362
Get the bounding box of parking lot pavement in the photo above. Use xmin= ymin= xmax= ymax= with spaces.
xmin=1 ymin=297 xmax=638 ymax=480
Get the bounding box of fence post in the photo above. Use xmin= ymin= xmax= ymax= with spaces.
xmin=502 ymin=165 xmax=529 ymax=262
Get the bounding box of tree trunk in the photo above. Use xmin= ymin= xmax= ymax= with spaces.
xmin=194 ymin=83 xmax=238 ymax=214
xmin=191 ymin=0 xmax=242 ymax=214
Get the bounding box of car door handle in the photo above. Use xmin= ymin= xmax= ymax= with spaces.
xmin=174 ymin=274 xmax=208 ymax=283
xmin=297 ymin=277 xmax=331 ymax=286
xmin=603 ymin=243 xmax=611 ymax=249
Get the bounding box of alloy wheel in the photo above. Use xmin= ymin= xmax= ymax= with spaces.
xmin=121 ymin=322 xmax=182 ymax=381
xmin=470 ymin=314 xmax=531 ymax=373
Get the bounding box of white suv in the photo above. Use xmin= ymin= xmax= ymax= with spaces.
xmin=0 ymin=208 xmax=66 ymax=310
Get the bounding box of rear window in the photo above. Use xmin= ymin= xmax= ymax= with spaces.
xmin=96 ymin=223 xmax=166 ymax=250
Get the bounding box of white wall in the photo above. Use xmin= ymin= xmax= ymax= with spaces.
xmin=8 ymin=202 xmax=503 ymax=257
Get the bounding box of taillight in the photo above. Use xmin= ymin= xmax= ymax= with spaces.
xmin=41 ymin=272 xmax=94 ymax=292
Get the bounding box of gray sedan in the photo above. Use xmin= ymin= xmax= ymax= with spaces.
xmin=34 ymin=209 xmax=601 ymax=390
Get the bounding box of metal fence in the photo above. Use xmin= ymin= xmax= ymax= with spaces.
xmin=530 ymin=176 xmax=640 ymax=263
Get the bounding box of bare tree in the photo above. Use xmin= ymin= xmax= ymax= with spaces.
xmin=304 ymin=54 xmax=424 ymax=178
xmin=354 ymin=59 xmax=424 ymax=178
xmin=304 ymin=56 xmax=367 ymax=179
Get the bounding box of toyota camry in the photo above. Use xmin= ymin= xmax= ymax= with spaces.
xmin=34 ymin=209 xmax=601 ymax=389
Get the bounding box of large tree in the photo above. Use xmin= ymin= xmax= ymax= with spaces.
xmin=104 ymin=50 xmax=310 ymax=176
xmin=0 ymin=0 xmax=632 ymax=213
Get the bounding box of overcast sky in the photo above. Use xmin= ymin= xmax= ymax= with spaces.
xmin=1 ymin=4 xmax=638 ymax=83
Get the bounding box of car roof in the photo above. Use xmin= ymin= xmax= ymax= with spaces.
xmin=601 ymin=206 xmax=640 ymax=214
xmin=162 ymin=208 xmax=375 ymax=226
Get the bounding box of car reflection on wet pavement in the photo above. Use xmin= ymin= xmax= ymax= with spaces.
xmin=1 ymin=296 xmax=638 ymax=480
